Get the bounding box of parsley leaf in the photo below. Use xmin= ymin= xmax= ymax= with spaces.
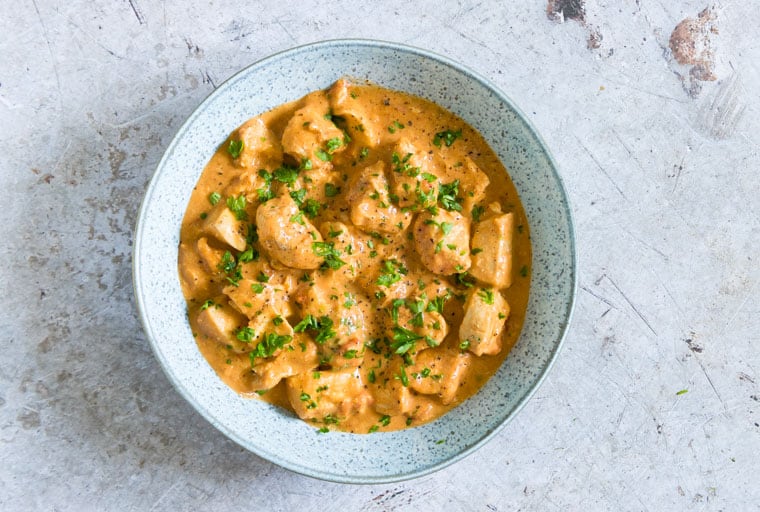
xmin=478 ymin=289 xmax=495 ymax=305
xmin=376 ymin=259 xmax=407 ymax=287
xmin=471 ymin=204 xmax=485 ymax=222
xmin=226 ymin=195 xmax=248 ymax=220
xmin=325 ymin=183 xmax=340 ymax=197
xmin=208 ymin=191 xmax=221 ymax=205
xmin=273 ymin=165 xmax=299 ymax=185
xmin=236 ymin=326 xmax=255 ymax=343
xmin=325 ymin=137 xmax=343 ymax=154
xmin=301 ymin=199 xmax=321 ymax=218
xmin=433 ymin=129 xmax=462 ymax=147
xmin=438 ymin=180 xmax=462 ymax=212
xmin=290 ymin=189 xmax=307 ymax=206
xmin=227 ymin=139 xmax=244 ymax=158
xmin=316 ymin=149 xmax=331 ymax=162
xmin=391 ymin=326 xmax=423 ymax=354
xmin=312 ymin=241 xmax=346 ymax=270
xmin=294 ymin=315 xmax=336 ymax=344
xmin=249 ymin=332 xmax=292 ymax=362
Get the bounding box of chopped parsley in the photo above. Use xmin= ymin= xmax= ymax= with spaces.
xmin=290 ymin=211 xmax=305 ymax=225
xmin=301 ymin=199 xmax=321 ymax=218
xmin=424 ymin=218 xmax=454 ymax=235
xmin=325 ymin=137 xmax=343 ymax=154
xmin=398 ymin=365 xmax=409 ymax=387
xmin=380 ymin=415 xmax=391 ymax=426
xmin=312 ymin=241 xmax=346 ymax=270
xmin=251 ymin=282 xmax=265 ymax=294
xmin=235 ymin=326 xmax=255 ymax=343
xmin=218 ymin=251 xmax=242 ymax=286
xmin=478 ymin=289 xmax=495 ymax=305
xmin=227 ymin=139 xmax=244 ymax=158
xmin=300 ymin=158 xmax=313 ymax=170
xmin=454 ymin=272 xmax=475 ymax=288
xmin=316 ymin=149 xmax=331 ymax=162
xmin=471 ymin=204 xmax=485 ymax=222
xmin=438 ymin=180 xmax=462 ymax=212
xmin=199 ymin=299 xmax=216 ymax=311
xmin=273 ymin=165 xmax=299 ymax=185
xmin=238 ymin=245 xmax=258 ymax=263
xmin=289 ymin=189 xmax=307 ymax=206
xmin=426 ymin=293 xmax=449 ymax=314
xmin=388 ymin=120 xmax=405 ymax=133
xmin=433 ymin=129 xmax=462 ymax=147
xmin=294 ymin=314 xmax=336 ymax=344
xmin=325 ymin=183 xmax=340 ymax=197
xmin=208 ymin=191 xmax=221 ymax=205
xmin=226 ymin=195 xmax=248 ymax=220
xmin=376 ymin=259 xmax=407 ymax=287
xmin=249 ymin=332 xmax=292 ymax=361
xmin=391 ymin=152 xmax=417 ymax=175
xmin=520 ymin=265 xmax=529 ymax=277
xmin=256 ymin=271 xmax=269 ymax=283
xmin=459 ymin=340 xmax=470 ymax=350
xmin=391 ymin=326 xmax=423 ymax=354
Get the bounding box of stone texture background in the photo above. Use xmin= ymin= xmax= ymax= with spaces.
xmin=1 ymin=1 xmax=758 ymax=510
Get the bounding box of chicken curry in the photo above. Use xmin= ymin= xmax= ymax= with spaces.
xmin=178 ymin=79 xmax=531 ymax=434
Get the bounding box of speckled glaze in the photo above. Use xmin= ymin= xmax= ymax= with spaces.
xmin=133 ymin=39 xmax=576 ymax=484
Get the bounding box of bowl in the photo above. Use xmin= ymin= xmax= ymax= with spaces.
xmin=133 ymin=39 xmax=576 ymax=483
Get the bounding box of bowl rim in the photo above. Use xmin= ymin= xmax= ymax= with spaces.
xmin=133 ymin=38 xmax=577 ymax=484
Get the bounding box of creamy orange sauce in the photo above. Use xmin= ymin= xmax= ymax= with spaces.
xmin=178 ymin=80 xmax=531 ymax=433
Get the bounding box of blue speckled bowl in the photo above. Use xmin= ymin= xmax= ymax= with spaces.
xmin=133 ymin=39 xmax=576 ymax=483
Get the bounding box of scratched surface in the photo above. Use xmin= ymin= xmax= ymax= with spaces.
xmin=1 ymin=1 xmax=758 ymax=510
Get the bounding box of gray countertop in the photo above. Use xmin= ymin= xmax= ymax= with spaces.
xmin=1 ymin=1 xmax=758 ymax=510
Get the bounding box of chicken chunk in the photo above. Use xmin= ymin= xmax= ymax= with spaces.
xmin=386 ymin=299 xmax=449 ymax=353
xmin=459 ymin=287 xmax=510 ymax=356
xmin=458 ymin=157 xmax=490 ymax=214
xmin=469 ymin=212 xmax=514 ymax=289
xmin=223 ymin=278 xmax=293 ymax=319
xmin=236 ymin=311 xmax=295 ymax=356
xmin=203 ymin=204 xmax=247 ymax=252
xmin=293 ymin=275 xmax=368 ymax=369
xmin=195 ymin=301 xmax=247 ymax=348
xmin=286 ymin=368 xmax=371 ymax=421
xmin=245 ymin=335 xmax=318 ymax=391
xmin=232 ymin=116 xmax=283 ymax=169
xmin=328 ymin=78 xmax=382 ymax=148
xmin=413 ymin=209 xmax=471 ymax=275
xmin=281 ymin=92 xmax=346 ymax=168
xmin=371 ymin=359 xmax=415 ymax=416
xmin=224 ymin=168 xmax=271 ymax=204
xmin=407 ymin=348 xmax=472 ymax=405
xmin=319 ymin=221 xmax=365 ymax=279
xmin=346 ymin=161 xmax=412 ymax=234
xmin=196 ymin=237 xmax=224 ymax=274
xmin=178 ymin=242 xmax=210 ymax=294
xmin=256 ymin=193 xmax=324 ymax=269
xmin=389 ymin=139 xmax=442 ymax=209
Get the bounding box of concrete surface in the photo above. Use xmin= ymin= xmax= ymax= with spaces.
xmin=1 ymin=1 xmax=758 ymax=510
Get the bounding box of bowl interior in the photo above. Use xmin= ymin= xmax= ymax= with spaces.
xmin=133 ymin=40 xmax=575 ymax=483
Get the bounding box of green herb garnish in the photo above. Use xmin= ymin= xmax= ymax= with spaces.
xmin=227 ymin=139 xmax=244 ymax=158
xmin=433 ymin=129 xmax=462 ymax=147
